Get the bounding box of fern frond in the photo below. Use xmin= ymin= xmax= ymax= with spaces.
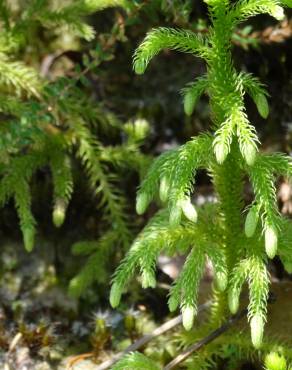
xmin=231 ymin=0 xmax=284 ymax=24
xmin=248 ymin=157 xmax=281 ymax=258
xmin=69 ymin=231 xmax=117 ymax=297
xmin=213 ymin=114 xmax=235 ymax=164
xmin=277 ymin=219 xmax=292 ymax=273
xmin=239 ymin=72 xmax=269 ymax=119
xmin=112 ymin=352 xmax=161 ymax=370
xmin=136 ymin=149 xmax=178 ymax=214
xmin=167 ymin=134 xmax=212 ymax=225
xmin=110 ymin=209 xmax=210 ymax=307
xmin=110 ymin=210 xmax=176 ymax=306
xmin=49 ymin=142 xmax=73 ymax=227
xmin=206 ymin=245 xmax=228 ymax=292
xmin=247 ymin=254 xmax=270 ymax=348
xmin=170 ymin=246 xmax=206 ymax=330
xmin=228 ymin=259 xmax=249 ymax=314
xmin=281 ymin=0 xmax=292 ymax=7
xmin=0 ymin=53 xmax=41 ymax=97
xmin=73 ymin=118 xmax=130 ymax=246
xmin=236 ymin=111 xmax=259 ymax=166
xmin=23 ymin=0 xmax=128 ymax=41
xmin=181 ymin=75 xmax=209 ymax=116
xmin=14 ymin=178 xmax=36 ymax=252
xmin=256 ymin=153 xmax=292 ymax=178
xmin=133 ymin=28 xmax=209 ymax=75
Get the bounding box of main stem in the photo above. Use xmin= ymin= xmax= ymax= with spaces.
xmin=208 ymin=5 xmax=245 ymax=323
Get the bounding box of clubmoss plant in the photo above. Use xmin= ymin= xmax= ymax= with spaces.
xmin=110 ymin=0 xmax=292 ymax=360
xmin=0 ymin=0 xmax=149 ymax=293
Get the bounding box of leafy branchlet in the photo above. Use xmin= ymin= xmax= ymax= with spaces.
xmin=111 ymin=0 xmax=292 ymax=359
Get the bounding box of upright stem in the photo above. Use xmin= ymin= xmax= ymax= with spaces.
xmin=207 ymin=2 xmax=246 ymax=323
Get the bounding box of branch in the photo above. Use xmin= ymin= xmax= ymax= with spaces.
xmin=95 ymin=300 xmax=212 ymax=370
xmin=163 ymin=308 xmax=247 ymax=370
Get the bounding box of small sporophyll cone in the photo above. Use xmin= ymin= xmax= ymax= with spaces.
xmin=181 ymin=199 xmax=198 ymax=223
xmin=168 ymin=295 xmax=179 ymax=312
xmin=133 ymin=118 xmax=150 ymax=141
xmin=23 ymin=227 xmax=35 ymax=252
xmin=136 ymin=192 xmax=149 ymax=215
xmin=182 ymin=305 xmax=196 ymax=331
xmin=53 ymin=199 xmax=66 ymax=227
xmin=255 ymin=94 xmax=269 ymax=119
xmin=214 ymin=142 xmax=228 ymax=164
xmin=184 ymin=90 xmax=196 ymax=116
xmin=228 ymin=290 xmax=239 ymax=314
xmin=245 ymin=207 xmax=258 ymax=238
xmin=264 ymin=226 xmax=278 ymax=259
xmin=159 ymin=176 xmax=170 ymax=203
xmin=264 ymin=352 xmax=287 ymax=370
xmin=215 ymin=271 xmax=227 ymax=292
xmin=271 ymin=6 xmax=285 ymax=21
xmin=110 ymin=283 xmax=122 ymax=308
xmin=250 ymin=314 xmax=264 ymax=349
xmin=244 ymin=144 xmax=257 ymax=166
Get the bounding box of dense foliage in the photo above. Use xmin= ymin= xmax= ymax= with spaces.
xmin=1 ymin=0 xmax=292 ymax=369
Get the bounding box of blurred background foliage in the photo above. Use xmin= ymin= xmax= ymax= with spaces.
xmin=0 ymin=0 xmax=292 ymax=368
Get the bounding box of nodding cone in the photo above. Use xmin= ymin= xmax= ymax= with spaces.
xmin=110 ymin=283 xmax=122 ymax=308
xmin=271 ymin=6 xmax=285 ymax=21
xmin=168 ymin=295 xmax=179 ymax=312
xmin=265 ymin=225 xmax=278 ymax=259
xmin=243 ymin=144 xmax=257 ymax=166
xmin=245 ymin=206 xmax=259 ymax=238
xmin=228 ymin=290 xmax=239 ymax=314
xmin=159 ymin=176 xmax=170 ymax=203
xmin=136 ymin=193 xmax=149 ymax=215
xmin=255 ymin=93 xmax=269 ymax=119
xmin=184 ymin=91 xmax=196 ymax=116
xmin=215 ymin=272 xmax=227 ymax=292
xmin=141 ymin=271 xmax=156 ymax=289
xmin=182 ymin=305 xmax=196 ymax=331
xmin=181 ymin=199 xmax=198 ymax=223
xmin=250 ymin=314 xmax=264 ymax=349
xmin=214 ymin=142 xmax=228 ymax=164
xmin=23 ymin=227 xmax=35 ymax=252
xmin=169 ymin=205 xmax=182 ymax=226
xmin=53 ymin=198 xmax=66 ymax=228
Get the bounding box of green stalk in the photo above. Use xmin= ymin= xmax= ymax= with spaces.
xmin=207 ymin=3 xmax=245 ymax=323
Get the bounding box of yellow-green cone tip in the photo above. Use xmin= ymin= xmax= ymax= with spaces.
xmin=110 ymin=283 xmax=122 ymax=308
xmin=181 ymin=199 xmax=198 ymax=223
xmin=168 ymin=296 xmax=179 ymax=312
xmin=215 ymin=272 xmax=227 ymax=292
xmin=265 ymin=226 xmax=278 ymax=259
xmin=271 ymin=6 xmax=285 ymax=21
xmin=136 ymin=193 xmax=149 ymax=215
xmin=255 ymin=93 xmax=269 ymax=119
xmin=250 ymin=314 xmax=264 ymax=349
xmin=214 ymin=143 xmax=228 ymax=164
xmin=228 ymin=290 xmax=239 ymax=314
xmin=23 ymin=227 xmax=35 ymax=252
xmin=133 ymin=118 xmax=149 ymax=140
xmin=244 ymin=144 xmax=257 ymax=166
xmin=184 ymin=92 xmax=195 ymax=116
xmin=245 ymin=207 xmax=258 ymax=238
xmin=182 ymin=305 xmax=196 ymax=331
xmin=265 ymin=352 xmax=287 ymax=370
xmin=159 ymin=176 xmax=170 ymax=203
xmin=53 ymin=200 xmax=66 ymax=228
